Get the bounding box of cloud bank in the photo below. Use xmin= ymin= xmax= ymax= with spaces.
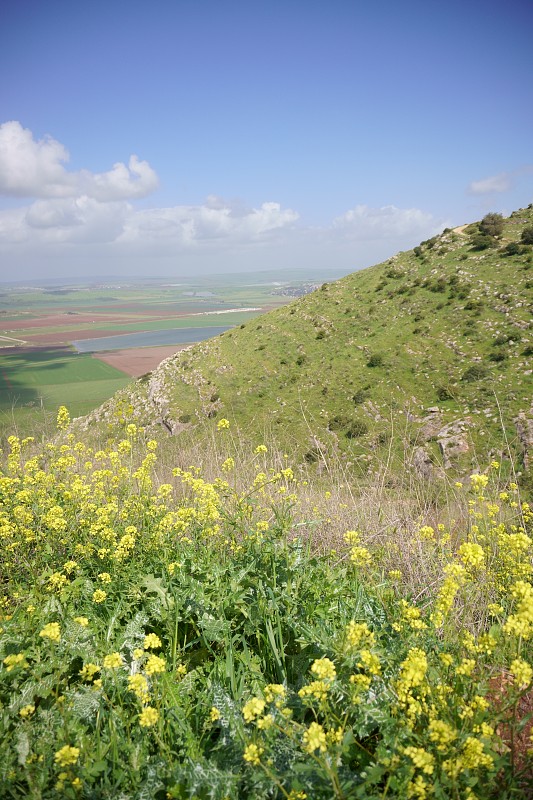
xmin=0 ymin=123 xmax=445 ymax=278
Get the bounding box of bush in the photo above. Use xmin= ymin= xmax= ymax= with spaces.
xmin=471 ymin=233 xmax=497 ymax=251
xmin=521 ymin=226 xmax=533 ymax=245
xmin=352 ymin=388 xmax=368 ymax=405
xmin=479 ymin=212 xmax=504 ymax=237
xmin=346 ymin=419 xmax=369 ymax=438
xmin=461 ymin=364 xmax=488 ymax=382
xmin=503 ymin=242 xmax=521 ymax=256
xmin=367 ymin=353 xmax=384 ymax=368
xmin=488 ymin=350 xmax=507 ymax=363
xmin=436 ymin=385 xmax=453 ymax=401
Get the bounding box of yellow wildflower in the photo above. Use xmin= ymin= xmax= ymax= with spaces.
xmin=103 ymin=652 xmax=122 ymax=669
xmin=302 ymin=721 xmax=327 ymax=753
xmin=145 ymin=654 xmax=166 ymax=675
xmin=404 ymin=746 xmax=435 ymax=775
xmin=311 ymin=657 xmax=336 ymax=681
xmin=39 ymin=622 xmax=61 ymax=642
xmin=509 ymin=658 xmax=533 ymax=688
xmin=128 ymin=673 xmax=150 ymax=702
xmin=54 ymin=746 xmax=80 ymax=767
xmin=139 ymin=707 xmax=159 ymax=727
xmin=243 ymin=743 xmax=263 ymax=765
xmin=143 ymin=633 xmax=162 ymax=650
xmin=242 ymin=697 xmax=265 ymax=722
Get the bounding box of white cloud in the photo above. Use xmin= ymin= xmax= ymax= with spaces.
xmin=332 ymin=204 xmax=442 ymax=240
xmin=467 ymin=172 xmax=512 ymax=195
xmin=117 ymin=201 xmax=299 ymax=247
xmin=0 ymin=121 xmax=158 ymax=200
xmin=24 ymin=196 xmax=130 ymax=244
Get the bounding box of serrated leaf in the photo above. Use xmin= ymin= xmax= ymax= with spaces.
xmin=15 ymin=730 xmax=30 ymax=766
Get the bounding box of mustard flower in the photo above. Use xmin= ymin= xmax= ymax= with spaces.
xmin=92 ymin=589 xmax=107 ymax=603
xmin=264 ymin=683 xmax=286 ymax=703
xmin=242 ymin=697 xmax=265 ymax=722
xmin=299 ymin=680 xmax=329 ymax=701
xmin=358 ymin=649 xmax=382 ymax=675
xmin=344 ymin=530 xmax=361 ymax=544
xmin=388 ymin=569 xmax=402 ymax=580
xmin=407 ymin=775 xmax=429 ymax=799
xmin=19 ymin=704 xmax=35 ymax=718
xmin=138 ymin=707 xmax=159 ymax=727
xmin=144 ymin=654 xmax=166 ymax=675
xmin=3 ymin=653 xmax=28 ymax=671
xmin=503 ymin=580 xmax=533 ymax=639
xmin=209 ymin=706 xmax=221 ymax=722
xmin=257 ymin=714 xmax=274 ymax=730
xmin=303 ymin=721 xmax=327 ymax=753
xmin=79 ymin=663 xmax=100 ymax=682
xmin=243 ymin=743 xmax=263 ymax=765
xmin=404 ymin=746 xmax=435 ymax=775
xmin=470 ymin=473 xmax=489 ymax=492
xmin=458 ymin=542 xmax=485 ymax=569
xmin=456 ymin=658 xmax=476 ymax=676
xmin=128 ymin=673 xmax=150 ymax=702
xmin=509 ymin=657 xmax=533 ymax=688
xmin=310 ymin=657 xmax=336 ymax=681
xmin=39 ymin=622 xmax=61 ymax=642
xmin=217 ymin=418 xmax=230 ymax=430
xmin=345 ymin=621 xmax=376 ymax=649
xmin=103 ymin=652 xmax=122 ymax=669
xmin=54 ymin=746 xmax=80 ymax=767
xmin=350 ymin=545 xmax=371 ymax=566
xmin=143 ymin=633 xmax=162 ymax=650
xmin=98 ymin=572 xmax=111 ymax=583
xmin=428 ymin=719 xmax=457 ymax=750
xmin=461 ymin=737 xmax=494 ymax=770
xmin=56 ymin=406 xmax=71 ymax=431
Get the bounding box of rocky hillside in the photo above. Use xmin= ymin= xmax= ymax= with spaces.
xmin=78 ymin=206 xmax=533 ymax=480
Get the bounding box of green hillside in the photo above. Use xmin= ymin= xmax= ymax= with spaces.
xmin=78 ymin=207 xmax=533 ymax=479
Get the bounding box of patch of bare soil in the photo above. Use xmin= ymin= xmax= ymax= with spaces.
xmin=25 ymin=329 xmax=122 ymax=344
xmin=93 ymin=345 xmax=189 ymax=377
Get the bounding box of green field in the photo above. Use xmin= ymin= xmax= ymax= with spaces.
xmin=0 ymin=349 xmax=129 ymax=435
xmin=0 ymin=271 xmax=337 ymax=437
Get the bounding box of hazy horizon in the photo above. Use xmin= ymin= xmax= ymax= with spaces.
xmin=1 ymin=0 xmax=532 ymax=281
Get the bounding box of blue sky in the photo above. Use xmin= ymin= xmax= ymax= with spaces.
xmin=1 ymin=0 xmax=532 ymax=279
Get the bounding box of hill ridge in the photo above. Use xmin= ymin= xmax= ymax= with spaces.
xmin=77 ymin=206 xmax=533 ymax=479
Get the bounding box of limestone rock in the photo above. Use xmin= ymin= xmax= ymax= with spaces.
xmin=412 ymin=446 xmax=443 ymax=479
xmin=515 ymin=409 xmax=533 ymax=469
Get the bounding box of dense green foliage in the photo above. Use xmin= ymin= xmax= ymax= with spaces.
xmin=0 ymin=420 xmax=532 ymax=798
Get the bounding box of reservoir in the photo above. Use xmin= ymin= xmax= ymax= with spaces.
xmin=73 ymin=326 xmax=232 ymax=353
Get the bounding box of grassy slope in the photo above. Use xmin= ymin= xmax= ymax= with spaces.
xmin=80 ymin=208 xmax=533 ymax=477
